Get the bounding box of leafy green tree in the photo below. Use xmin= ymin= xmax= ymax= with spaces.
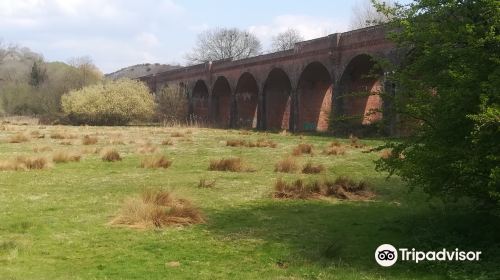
xmin=376 ymin=0 xmax=500 ymax=208
xmin=61 ymin=79 xmax=155 ymax=125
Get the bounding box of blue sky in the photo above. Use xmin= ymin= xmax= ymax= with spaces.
xmin=1 ymin=0 xmax=380 ymax=73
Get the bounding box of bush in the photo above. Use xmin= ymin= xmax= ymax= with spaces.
xmin=61 ymin=79 xmax=155 ymax=125
xmin=155 ymin=86 xmax=189 ymax=123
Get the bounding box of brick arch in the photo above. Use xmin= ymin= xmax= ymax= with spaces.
xmin=338 ymin=54 xmax=384 ymax=126
xmin=235 ymin=72 xmax=259 ymax=129
xmin=296 ymin=61 xmax=333 ymax=132
xmin=191 ymin=80 xmax=210 ymax=123
xmin=211 ymin=76 xmax=232 ymax=128
xmin=263 ymin=68 xmax=292 ymax=130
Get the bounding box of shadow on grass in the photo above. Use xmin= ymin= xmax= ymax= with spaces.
xmin=207 ymin=200 xmax=500 ymax=279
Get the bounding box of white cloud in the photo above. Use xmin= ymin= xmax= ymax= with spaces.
xmin=136 ymin=32 xmax=160 ymax=48
xmin=249 ymin=15 xmax=349 ymax=46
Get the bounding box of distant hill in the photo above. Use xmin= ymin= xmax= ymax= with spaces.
xmin=105 ymin=63 xmax=180 ymax=80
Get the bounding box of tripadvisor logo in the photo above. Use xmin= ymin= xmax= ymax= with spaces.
xmin=375 ymin=244 xmax=482 ymax=267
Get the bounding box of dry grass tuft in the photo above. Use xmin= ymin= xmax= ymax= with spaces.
xmin=301 ymin=162 xmax=325 ymax=174
xmin=324 ymin=145 xmax=346 ymax=156
xmin=350 ymin=135 xmax=365 ymax=149
xmin=101 ymin=148 xmax=122 ymax=162
xmin=8 ymin=133 xmax=29 ymax=143
xmin=30 ymin=131 xmax=45 ymax=139
xmin=59 ymin=140 xmax=73 ymax=146
xmin=380 ymin=149 xmax=393 ymax=159
xmin=0 ymin=156 xmax=50 ymax=171
xmin=140 ymin=154 xmax=172 ymax=169
xmin=209 ymin=157 xmax=254 ymax=172
xmin=110 ymin=189 xmax=204 ymax=229
xmin=273 ymin=177 xmax=374 ymax=200
xmin=52 ymin=151 xmax=82 ymax=163
xmin=198 ymin=178 xmax=216 ymax=188
xmin=50 ymin=131 xmax=76 ymax=140
xmin=137 ymin=142 xmax=158 ymax=154
xmin=292 ymin=143 xmax=313 ymax=156
xmin=226 ymin=138 xmax=277 ymax=148
xmin=274 ymin=157 xmax=299 ymax=173
xmin=170 ymin=131 xmax=185 ymax=138
xmin=82 ymin=135 xmax=98 ymax=145
xmin=161 ymin=138 xmax=174 ymax=146
xmin=33 ymin=146 xmax=53 ymax=153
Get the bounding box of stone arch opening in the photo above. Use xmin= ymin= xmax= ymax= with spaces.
xmin=263 ymin=68 xmax=292 ymax=130
xmin=297 ymin=62 xmax=333 ymax=131
xmin=235 ymin=72 xmax=259 ymax=129
xmin=191 ymin=80 xmax=210 ymax=123
xmin=212 ymin=76 xmax=232 ymax=128
xmin=339 ymin=54 xmax=384 ymax=126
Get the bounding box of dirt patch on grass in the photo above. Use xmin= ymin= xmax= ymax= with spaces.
xmin=273 ymin=177 xmax=375 ymax=201
xmin=110 ymin=189 xmax=204 ymax=229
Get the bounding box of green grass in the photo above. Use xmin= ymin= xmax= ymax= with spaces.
xmin=0 ymin=125 xmax=498 ymax=279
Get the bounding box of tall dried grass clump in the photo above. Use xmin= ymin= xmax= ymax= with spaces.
xmin=140 ymin=154 xmax=172 ymax=169
xmin=380 ymin=149 xmax=393 ymax=159
xmin=110 ymin=189 xmax=204 ymax=229
xmin=170 ymin=131 xmax=185 ymax=138
xmin=101 ymin=148 xmax=122 ymax=162
xmin=209 ymin=157 xmax=254 ymax=172
xmin=8 ymin=133 xmax=29 ymax=143
xmin=33 ymin=146 xmax=53 ymax=153
xmin=82 ymin=135 xmax=98 ymax=145
xmin=292 ymin=143 xmax=313 ymax=156
xmin=273 ymin=177 xmax=374 ymax=200
xmin=198 ymin=178 xmax=216 ymax=188
xmin=274 ymin=157 xmax=299 ymax=173
xmin=226 ymin=138 xmax=277 ymax=148
xmin=52 ymin=151 xmax=82 ymax=163
xmin=349 ymin=135 xmax=365 ymax=149
xmin=301 ymin=162 xmax=325 ymax=174
xmin=0 ymin=156 xmax=51 ymax=171
xmin=161 ymin=138 xmax=174 ymax=146
xmin=324 ymin=144 xmax=346 ymax=156
xmin=30 ymin=131 xmax=45 ymax=139
xmin=50 ymin=131 xmax=76 ymax=140
xmin=137 ymin=142 xmax=158 ymax=154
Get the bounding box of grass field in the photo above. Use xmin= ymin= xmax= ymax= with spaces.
xmin=0 ymin=123 xmax=499 ymax=279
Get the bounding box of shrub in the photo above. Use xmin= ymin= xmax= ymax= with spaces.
xmin=140 ymin=155 xmax=172 ymax=169
xmin=101 ymin=148 xmax=121 ymax=162
xmin=8 ymin=133 xmax=29 ymax=143
xmin=156 ymin=86 xmax=189 ymax=123
xmin=274 ymin=157 xmax=299 ymax=173
xmin=302 ymin=162 xmax=325 ymax=174
xmin=61 ymin=79 xmax=155 ymax=125
xmin=52 ymin=151 xmax=82 ymax=163
xmin=82 ymin=135 xmax=98 ymax=145
xmin=292 ymin=143 xmax=313 ymax=156
xmin=110 ymin=189 xmax=204 ymax=229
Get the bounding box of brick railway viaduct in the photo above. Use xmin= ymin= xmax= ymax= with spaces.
xmin=139 ymin=25 xmax=402 ymax=134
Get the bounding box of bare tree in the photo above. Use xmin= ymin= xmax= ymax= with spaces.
xmin=271 ymin=28 xmax=304 ymax=52
xmin=68 ymin=56 xmax=102 ymax=88
xmin=350 ymin=0 xmax=394 ymax=30
xmin=186 ymin=27 xmax=262 ymax=64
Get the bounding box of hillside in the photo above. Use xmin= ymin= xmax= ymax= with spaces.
xmin=105 ymin=63 xmax=180 ymax=80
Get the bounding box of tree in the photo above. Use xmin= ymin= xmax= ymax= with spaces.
xmin=271 ymin=28 xmax=304 ymax=52
xmin=186 ymin=27 xmax=262 ymax=64
xmin=29 ymin=61 xmax=47 ymax=87
xmin=375 ymin=0 xmax=500 ymax=209
xmin=68 ymin=56 xmax=102 ymax=88
xmin=61 ymin=79 xmax=155 ymax=125
xmin=155 ymin=85 xmax=189 ymax=123
xmin=350 ymin=0 xmax=393 ymax=29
